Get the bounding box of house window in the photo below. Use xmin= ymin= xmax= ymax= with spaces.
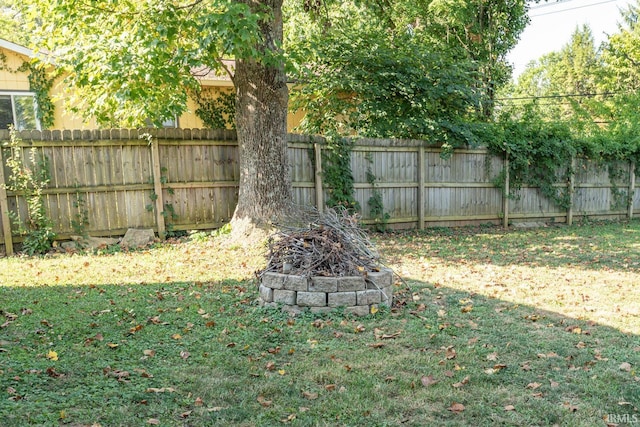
xmin=0 ymin=92 xmax=40 ymax=131
xmin=145 ymin=116 xmax=179 ymax=128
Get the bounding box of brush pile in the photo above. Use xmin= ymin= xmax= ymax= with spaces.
xmin=260 ymin=208 xmax=381 ymax=278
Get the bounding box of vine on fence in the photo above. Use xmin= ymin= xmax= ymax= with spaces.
xmin=365 ymin=152 xmax=389 ymax=232
xmin=321 ymin=133 xmax=359 ymax=212
xmin=3 ymin=127 xmax=55 ymax=255
xmin=488 ymin=111 xmax=576 ymax=211
xmin=71 ymin=189 xmax=90 ymax=238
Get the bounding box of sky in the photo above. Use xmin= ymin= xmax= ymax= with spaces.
xmin=507 ymin=0 xmax=636 ymax=79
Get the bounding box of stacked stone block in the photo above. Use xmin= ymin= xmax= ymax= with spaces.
xmin=259 ymin=269 xmax=394 ymax=315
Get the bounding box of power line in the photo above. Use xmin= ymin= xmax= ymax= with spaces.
xmin=529 ymin=0 xmax=576 ymax=11
xmin=530 ymin=0 xmax=625 ymax=18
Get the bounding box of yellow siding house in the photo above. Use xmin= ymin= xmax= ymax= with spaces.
xmin=0 ymin=38 xmax=302 ymax=132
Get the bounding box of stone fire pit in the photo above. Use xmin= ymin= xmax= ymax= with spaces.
xmin=257 ymin=208 xmax=394 ymax=316
xmin=259 ymin=268 xmax=394 ymax=316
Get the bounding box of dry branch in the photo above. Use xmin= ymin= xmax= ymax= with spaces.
xmin=259 ymin=207 xmax=381 ymax=278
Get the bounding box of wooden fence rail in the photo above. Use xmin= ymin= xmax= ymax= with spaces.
xmin=0 ymin=128 xmax=638 ymax=255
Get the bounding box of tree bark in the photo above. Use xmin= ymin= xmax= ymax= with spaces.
xmin=232 ymin=0 xmax=292 ymax=229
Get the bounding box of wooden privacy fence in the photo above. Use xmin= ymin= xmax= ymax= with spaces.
xmin=0 ymin=128 xmax=638 ymax=255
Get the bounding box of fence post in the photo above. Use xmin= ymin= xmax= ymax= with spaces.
xmin=567 ymin=156 xmax=576 ymax=226
xmin=502 ymin=152 xmax=509 ymax=228
xmin=628 ymin=161 xmax=635 ymax=220
xmin=150 ymin=139 xmax=166 ymax=239
xmin=314 ymin=142 xmax=324 ymax=214
xmin=0 ymin=147 xmax=14 ymax=255
xmin=418 ymin=146 xmax=425 ymax=230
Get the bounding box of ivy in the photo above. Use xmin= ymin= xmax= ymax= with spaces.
xmin=193 ymin=88 xmax=236 ymax=129
xmin=321 ymin=133 xmax=359 ymax=212
xmin=487 ymin=108 xmax=576 ymax=211
xmin=71 ymin=189 xmax=90 ymax=238
xmin=365 ymin=152 xmax=389 ymax=232
xmin=18 ymin=62 xmax=56 ymax=129
xmin=3 ymin=127 xmax=55 ymax=255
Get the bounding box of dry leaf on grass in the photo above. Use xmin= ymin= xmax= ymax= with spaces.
xmin=257 ymin=395 xmax=272 ymax=407
xmin=302 ymin=391 xmax=318 ymax=400
xmin=421 ymin=375 xmax=438 ymax=387
xmin=448 ymin=402 xmax=465 ymax=413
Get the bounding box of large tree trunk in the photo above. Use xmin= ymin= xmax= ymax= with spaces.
xmin=232 ymin=0 xmax=292 ymax=233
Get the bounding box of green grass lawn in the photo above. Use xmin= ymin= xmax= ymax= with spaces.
xmin=0 ymin=221 xmax=638 ymax=426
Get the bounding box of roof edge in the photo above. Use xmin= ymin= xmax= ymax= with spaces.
xmin=0 ymin=38 xmax=34 ymax=58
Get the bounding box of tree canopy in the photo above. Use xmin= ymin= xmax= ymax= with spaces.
xmin=286 ymin=0 xmax=533 ymax=145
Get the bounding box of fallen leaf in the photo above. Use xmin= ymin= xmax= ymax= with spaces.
xmin=619 ymin=362 xmax=632 ymax=372
xmin=180 ymin=350 xmax=190 ymax=360
xmin=354 ymin=324 xmax=365 ymax=333
xmin=147 ymin=418 xmax=160 ymax=425
xmin=257 ymin=395 xmax=272 ymax=407
xmin=550 ymin=380 xmax=559 ymax=388
xmin=448 ymin=402 xmax=465 ymax=413
xmin=282 ymin=414 xmax=296 ymax=423
xmin=302 ymin=391 xmax=318 ymax=400
xmin=461 ymin=305 xmax=473 ymax=313
xmin=562 ymin=402 xmax=578 ymax=412
xmin=265 ymin=362 xmax=276 ymax=371
xmin=46 ymin=367 xmax=64 ymax=378
xmin=452 ymin=376 xmax=470 ymax=388
xmin=46 ymin=350 xmax=58 ymax=361
xmin=146 ymin=387 xmax=176 ymax=393
xmin=180 ymin=410 xmax=192 ymax=418
xmin=504 ymin=405 xmax=516 ymax=411
xmin=171 ymin=334 xmax=182 ymax=340
xmin=368 ymin=342 xmax=385 ymax=348
xmin=421 ymin=375 xmax=438 ymax=387
xmin=325 ymin=384 xmax=336 ymax=391
xmin=526 ymin=382 xmax=542 ymax=390
xmin=486 ymin=352 xmax=498 ymax=361
xmin=107 ymin=343 xmax=119 ymax=349
xmin=278 ymin=369 xmax=286 ymax=375
xmin=445 ymin=346 xmax=457 ymax=360
xmin=143 ymin=349 xmax=156 ymax=357
xmin=194 ymin=397 xmax=204 ymax=406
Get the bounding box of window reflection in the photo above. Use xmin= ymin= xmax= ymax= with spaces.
xmin=0 ymin=93 xmax=40 ymax=130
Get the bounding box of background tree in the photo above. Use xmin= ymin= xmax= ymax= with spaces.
xmin=286 ymin=2 xmax=479 ymax=146
xmin=500 ymin=25 xmax=603 ymax=129
xmin=286 ymin=0 xmax=532 ymax=144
